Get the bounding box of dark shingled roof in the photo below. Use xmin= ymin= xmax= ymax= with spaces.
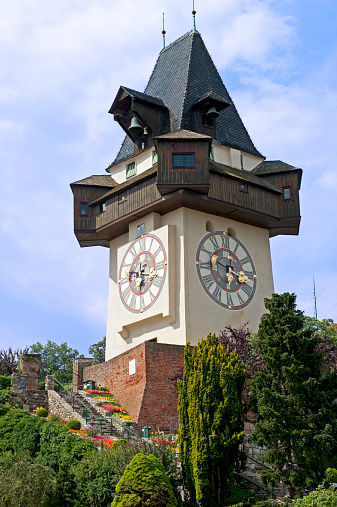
xmin=210 ymin=161 xmax=282 ymax=193
xmin=90 ymin=166 xmax=158 ymax=205
xmin=154 ymin=129 xmax=212 ymax=140
xmin=253 ymin=160 xmax=299 ymax=175
xmin=111 ymin=86 xmax=167 ymax=110
xmin=111 ymin=30 xmax=263 ymax=167
xmin=71 ymin=175 xmax=117 ymax=187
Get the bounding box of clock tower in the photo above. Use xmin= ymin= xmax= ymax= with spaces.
xmin=71 ymin=27 xmax=301 ymax=428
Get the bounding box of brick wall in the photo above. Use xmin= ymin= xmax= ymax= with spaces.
xmin=19 ymin=354 xmax=41 ymax=390
xmin=73 ymin=357 xmax=93 ymax=392
xmin=82 ymin=341 xmax=185 ymax=431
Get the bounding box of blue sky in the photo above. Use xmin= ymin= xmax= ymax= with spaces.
xmin=1 ymin=0 xmax=336 ymax=355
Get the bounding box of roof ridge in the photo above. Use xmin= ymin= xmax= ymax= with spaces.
xmin=160 ymin=31 xmax=191 ymax=53
xmin=178 ymin=32 xmax=196 ymax=130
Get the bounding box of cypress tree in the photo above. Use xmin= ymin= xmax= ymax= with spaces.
xmin=178 ymin=333 xmax=245 ymax=506
xmin=251 ymin=293 xmax=337 ymax=496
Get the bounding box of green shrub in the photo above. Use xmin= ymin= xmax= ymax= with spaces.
xmin=0 ymin=375 xmax=12 ymax=390
xmin=74 ymin=447 xmax=128 ymax=506
xmin=112 ymin=453 xmax=178 ymax=507
xmin=36 ymin=407 xmax=48 ymax=417
xmin=291 ymin=486 xmax=337 ymax=506
xmin=0 ymin=451 xmax=57 ymax=507
xmin=225 ymin=486 xmax=257 ymax=505
xmin=66 ymin=419 xmax=81 ymax=430
xmin=13 ymin=415 xmax=45 ymax=454
xmin=85 ymin=426 xmax=99 ymax=437
xmin=0 ymin=408 xmax=31 ymax=452
xmin=48 ymin=414 xmax=60 ymax=422
xmin=326 ymin=468 xmax=337 ymax=484
xmin=36 ymin=421 xmax=95 ymax=472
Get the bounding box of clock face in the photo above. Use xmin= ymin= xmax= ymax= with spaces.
xmin=118 ymin=233 xmax=167 ymax=314
xmin=196 ymin=232 xmax=257 ymax=310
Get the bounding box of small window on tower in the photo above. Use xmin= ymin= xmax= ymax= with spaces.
xmin=126 ymin=161 xmax=136 ymax=179
xmin=283 ymin=188 xmax=291 ymax=200
xmin=118 ymin=194 xmax=126 ymax=204
xmin=152 ymin=151 xmax=158 ymax=165
xmin=172 ymin=153 xmax=195 ymax=169
xmin=239 ymin=183 xmax=248 ymax=193
xmin=80 ymin=202 xmax=88 ymax=216
xmin=99 ymin=203 xmax=106 ymax=214
xmin=137 ymin=223 xmax=145 ymax=237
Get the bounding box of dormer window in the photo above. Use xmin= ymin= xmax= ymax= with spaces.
xmin=126 ymin=161 xmax=136 ymax=179
xmin=283 ymin=188 xmax=291 ymax=200
xmin=152 ymin=151 xmax=158 ymax=165
xmin=99 ymin=203 xmax=106 ymax=214
xmin=80 ymin=202 xmax=88 ymax=216
xmin=172 ymin=153 xmax=195 ymax=169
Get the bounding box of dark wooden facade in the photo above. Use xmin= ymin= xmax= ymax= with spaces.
xmin=71 ymin=137 xmax=302 ymax=248
xmin=155 ymin=135 xmax=212 ymax=194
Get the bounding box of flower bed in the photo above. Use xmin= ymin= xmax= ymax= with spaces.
xmin=77 ymin=433 xmax=116 ymax=449
xmin=84 ymin=389 xmax=112 ymax=395
xmin=101 ymin=405 xmax=126 ymax=414
xmin=93 ymin=395 xmax=119 ymax=404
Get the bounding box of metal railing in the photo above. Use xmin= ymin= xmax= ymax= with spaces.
xmin=51 ymin=376 xmax=141 ymax=441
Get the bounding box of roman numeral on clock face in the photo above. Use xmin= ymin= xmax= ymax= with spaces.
xmin=153 ymin=245 xmax=162 ymax=258
xmin=139 ymin=237 xmax=145 ymax=251
xmin=199 ymin=260 xmax=210 ymax=270
xmin=152 ymin=275 xmax=163 ymax=288
xmin=221 ymin=235 xmax=229 ymax=248
xmin=212 ymin=285 xmax=222 ymax=302
xmin=122 ymin=286 xmax=131 ymax=302
xmin=241 ymin=283 xmax=252 ymax=297
xmin=202 ymin=274 xmax=214 ymax=290
xmin=240 ymin=256 xmax=250 ymax=266
xmin=226 ymin=292 xmax=234 ymax=306
xmin=209 ymin=235 xmax=219 ymax=250
xmin=130 ymin=294 xmax=137 ymax=309
xmin=201 ymin=245 xmax=212 ymax=256
xmin=156 ymin=259 xmax=165 ymax=271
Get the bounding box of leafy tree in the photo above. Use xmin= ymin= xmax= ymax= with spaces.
xmin=36 ymin=421 xmax=95 ymax=472
xmin=250 ymin=293 xmax=337 ymax=496
xmin=0 ymin=347 xmax=29 ymax=375
xmin=178 ymin=333 xmax=245 ymax=506
xmin=304 ymin=316 xmax=337 ymax=342
xmin=112 ymin=453 xmax=178 ymax=507
xmin=219 ymin=324 xmax=265 ymax=410
xmin=13 ymin=414 xmax=46 ymax=455
xmin=88 ymin=337 xmax=106 ymax=364
xmin=291 ymin=486 xmax=337 ymax=506
xmin=0 ymin=375 xmax=13 ymax=416
xmin=0 ymin=451 xmax=57 ymax=507
xmin=74 ymin=440 xmax=179 ymax=507
xmin=30 ymin=340 xmax=83 ymax=384
xmin=0 ymin=408 xmax=31 ymax=452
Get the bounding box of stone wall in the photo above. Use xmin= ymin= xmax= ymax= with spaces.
xmin=13 ymin=388 xmax=48 ymax=412
xmin=81 ymin=341 xmax=185 ymax=431
xmin=47 ymin=390 xmax=87 ymax=426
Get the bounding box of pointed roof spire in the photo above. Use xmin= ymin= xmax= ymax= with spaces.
xmin=162 ymin=13 xmax=166 ymax=49
xmin=192 ymin=0 xmax=198 ymax=33
xmin=111 ymin=31 xmax=263 ymax=166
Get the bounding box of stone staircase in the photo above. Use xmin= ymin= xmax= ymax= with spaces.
xmin=57 ymin=390 xmax=131 ymax=440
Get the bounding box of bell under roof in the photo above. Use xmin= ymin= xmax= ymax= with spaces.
xmin=111 ymin=30 xmax=263 ymax=167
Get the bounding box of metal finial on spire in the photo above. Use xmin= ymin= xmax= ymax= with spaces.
xmin=192 ymin=0 xmax=197 ymax=32
xmin=162 ymin=13 xmax=166 ymax=49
